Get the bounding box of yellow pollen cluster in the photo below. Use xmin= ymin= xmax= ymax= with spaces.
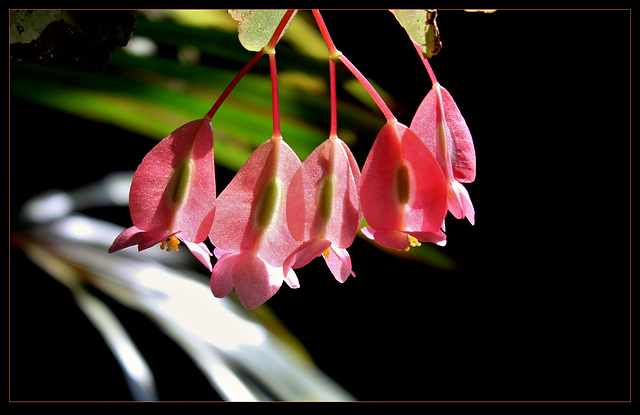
xmin=322 ymin=247 xmax=332 ymax=258
xmin=404 ymin=235 xmax=422 ymax=251
xmin=160 ymin=235 xmax=181 ymax=252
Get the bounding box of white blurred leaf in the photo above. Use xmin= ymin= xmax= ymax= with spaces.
xmin=18 ymin=178 xmax=355 ymax=401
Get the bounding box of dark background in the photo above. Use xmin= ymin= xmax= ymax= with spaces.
xmin=10 ymin=10 xmax=630 ymax=402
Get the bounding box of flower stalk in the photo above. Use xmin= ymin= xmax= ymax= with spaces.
xmin=269 ymin=53 xmax=282 ymax=140
xmin=312 ymin=10 xmax=396 ymax=123
xmin=205 ymin=51 xmax=264 ymax=121
xmin=205 ymin=9 xmax=296 ymax=122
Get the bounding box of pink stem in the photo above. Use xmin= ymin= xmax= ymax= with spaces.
xmin=269 ymin=53 xmax=281 ymax=139
xmin=410 ymin=39 xmax=438 ymax=85
xmin=205 ymin=51 xmax=264 ymax=121
xmin=339 ymin=55 xmax=396 ymax=122
xmin=265 ymin=10 xmax=296 ymax=51
xmin=311 ymin=9 xmax=340 ymax=59
xmin=312 ymin=9 xmax=396 ymax=123
xmin=205 ymin=10 xmax=296 ymax=121
xmin=329 ymin=59 xmax=338 ymax=138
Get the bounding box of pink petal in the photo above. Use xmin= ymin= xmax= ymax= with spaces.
xmin=359 ymin=226 xmax=375 ymax=241
xmin=108 ymin=226 xmax=176 ymax=253
xmin=446 ymin=184 xmax=464 ymax=220
xmin=180 ymin=239 xmax=213 ymax=272
xmin=322 ymin=139 xmax=362 ymax=247
xmin=283 ymin=238 xmax=355 ymax=283
xmin=287 ymin=138 xmax=361 ymax=248
xmin=409 ymin=88 xmax=454 ymax=181
xmin=323 ymin=245 xmax=354 ymax=283
xmin=232 ymin=251 xmax=284 ymax=309
xmin=440 ymin=86 xmax=476 ymax=183
xmin=449 ymin=180 xmax=475 ymax=225
xmin=210 ymin=138 xmax=302 ymax=267
xmin=409 ymin=89 xmax=438 ymax=156
xmin=213 ymin=247 xmax=232 ymax=260
xmin=361 ymin=121 xmax=447 ymax=237
xmin=283 ymin=238 xmax=332 ymax=272
xmin=411 ymin=86 xmax=476 ymax=183
xmin=283 ymin=266 xmax=300 ymax=289
xmin=211 ymin=249 xmax=290 ymax=304
xmin=361 ymin=227 xmax=410 ymax=250
xmin=129 ymin=118 xmax=215 ymax=243
xmin=398 ymin=122 xmax=448 ymax=233
xmin=284 ymin=157 xmax=308 ymax=242
xmin=210 ymin=252 xmax=236 ymax=299
xmin=360 ymin=122 xmax=406 ymax=233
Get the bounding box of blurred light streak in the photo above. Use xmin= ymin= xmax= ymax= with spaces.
xmin=15 ymin=173 xmax=355 ymax=401
xmin=72 ymin=287 xmax=159 ymax=401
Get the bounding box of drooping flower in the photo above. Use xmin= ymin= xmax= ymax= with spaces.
xmin=209 ymin=137 xmax=302 ymax=309
xmin=360 ymin=120 xmax=448 ymax=250
xmin=284 ymin=136 xmax=361 ymax=283
xmin=410 ymin=84 xmax=476 ymax=225
xmin=109 ymin=118 xmax=216 ymax=271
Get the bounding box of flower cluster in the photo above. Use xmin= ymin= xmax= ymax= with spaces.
xmin=109 ymin=10 xmax=476 ymax=309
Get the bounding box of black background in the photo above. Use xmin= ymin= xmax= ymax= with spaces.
xmin=10 ymin=9 xmax=630 ymax=403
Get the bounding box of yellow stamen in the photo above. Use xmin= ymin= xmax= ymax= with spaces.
xmin=322 ymin=247 xmax=332 ymax=258
xmin=403 ymin=235 xmax=422 ymax=251
xmin=160 ymin=235 xmax=180 ymax=252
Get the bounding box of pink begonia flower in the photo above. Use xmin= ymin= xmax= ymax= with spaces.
xmin=284 ymin=136 xmax=362 ymax=283
xmin=109 ymin=118 xmax=216 ymax=271
xmin=360 ymin=120 xmax=448 ymax=251
xmin=209 ymin=138 xmax=302 ymax=309
xmin=410 ymin=84 xmax=476 ymax=225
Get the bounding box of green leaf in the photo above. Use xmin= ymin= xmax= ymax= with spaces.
xmin=10 ymin=10 xmax=68 ymax=44
xmin=229 ymin=10 xmax=297 ymax=52
xmin=390 ymin=10 xmax=442 ymax=59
